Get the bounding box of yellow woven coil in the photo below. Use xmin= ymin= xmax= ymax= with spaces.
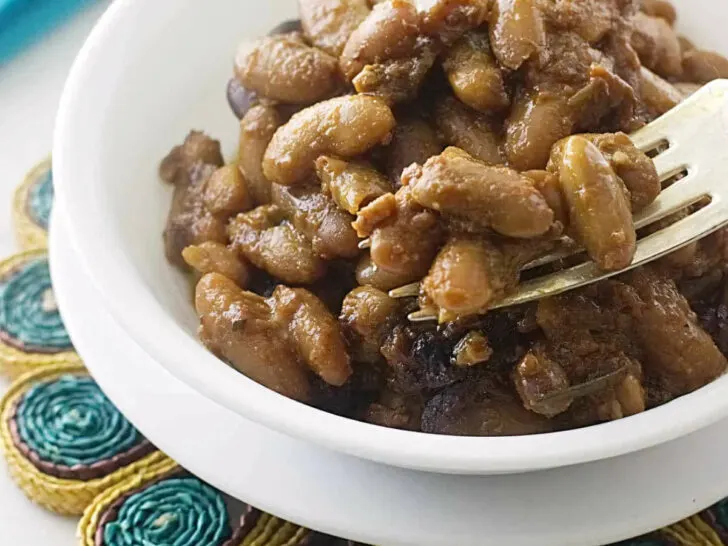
xmin=0 ymin=362 xmax=166 ymax=516
xmin=12 ymin=157 xmax=51 ymax=251
xmin=0 ymin=250 xmax=81 ymax=379
xmin=237 ymin=512 xmax=311 ymax=546
xmin=78 ymin=455 xmax=179 ymax=546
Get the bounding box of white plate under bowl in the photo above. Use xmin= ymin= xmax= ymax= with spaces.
xmin=52 ymin=0 xmax=728 ymax=474
xmin=49 ymin=208 xmax=728 ymax=546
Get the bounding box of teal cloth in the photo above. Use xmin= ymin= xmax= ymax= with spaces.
xmin=0 ymin=0 xmax=99 ymax=65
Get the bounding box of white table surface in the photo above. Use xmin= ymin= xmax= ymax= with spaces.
xmin=0 ymin=2 xmax=112 ymax=542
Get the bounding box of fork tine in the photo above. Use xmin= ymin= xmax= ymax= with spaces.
xmin=490 ymin=203 xmax=728 ymax=310
xmin=633 ymin=176 xmax=707 ymax=229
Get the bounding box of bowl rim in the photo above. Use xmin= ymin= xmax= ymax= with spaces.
xmin=52 ymin=0 xmax=728 ymax=474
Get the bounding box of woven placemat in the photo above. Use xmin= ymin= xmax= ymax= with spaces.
xmin=2 ymin=157 xmax=727 ymax=545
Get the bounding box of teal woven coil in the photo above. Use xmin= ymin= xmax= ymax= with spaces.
xmin=28 ymin=168 xmax=53 ymax=229
xmin=15 ymin=375 xmax=142 ymax=467
xmin=0 ymin=258 xmax=71 ymax=351
xmin=103 ymin=477 xmax=231 ymax=546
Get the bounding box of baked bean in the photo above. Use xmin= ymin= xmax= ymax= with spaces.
xmin=641 ymin=0 xmax=677 ymax=26
xmin=182 ymin=242 xmax=251 ymax=288
xmin=406 ymin=147 xmax=555 ymax=238
xmin=514 ymin=346 xmax=572 ymax=417
xmin=352 ymin=41 xmax=438 ymax=104
xmin=239 ymin=105 xmax=283 ymax=205
xmin=263 ymin=95 xmax=396 ymax=186
xmin=434 ymin=95 xmax=505 ymax=165
xmin=234 ymin=33 xmax=339 ymax=104
xmin=639 ymin=66 xmax=683 ymax=117
xmin=631 ymin=12 xmax=682 ymax=78
xmin=422 ymin=236 xmax=522 ymax=317
xmin=299 ymin=0 xmax=371 ymax=57
xmin=270 ymin=285 xmax=352 ymax=386
xmin=551 ymin=132 xmax=660 ymax=212
xmin=316 ymin=156 xmax=392 ymax=214
xmin=159 ymin=131 xmax=224 ymax=185
xmin=418 ymin=0 xmax=490 ymax=45
xmin=443 ymin=31 xmax=509 ymax=113
xmin=525 ymin=170 xmax=568 ymax=228
xmin=386 ymin=117 xmax=442 ymax=187
xmin=340 ymin=0 xmax=420 ymax=80
xmin=340 ymin=286 xmax=400 ymax=362
xmin=682 ymin=49 xmax=728 ymax=83
xmin=203 ymin=164 xmax=253 ymax=216
xmin=505 ymin=89 xmax=574 ymax=171
xmin=555 ymin=135 xmax=636 ymax=270
xmin=355 ymin=186 xmax=443 ymax=277
xmin=272 ymin=183 xmax=360 ymax=259
xmin=228 ymin=205 xmax=326 ymax=284
xmin=195 ymin=273 xmax=312 ymax=401
xmin=355 ymin=253 xmax=422 ymax=291
xmin=489 ymin=0 xmax=546 ymax=70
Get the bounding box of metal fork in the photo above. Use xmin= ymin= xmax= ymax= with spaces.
xmin=388 ymin=79 xmax=728 ymax=322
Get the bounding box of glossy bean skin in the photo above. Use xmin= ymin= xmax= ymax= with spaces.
xmin=355 ymin=253 xmax=423 ymax=291
xmin=228 ymin=205 xmax=326 ymax=284
xmin=682 ymin=49 xmax=728 ymax=83
xmin=316 ymin=155 xmax=392 ymax=214
xmin=489 ymin=0 xmax=546 ymax=70
xmin=195 ymin=273 xmax=312 ymax=401
xmin=434 ymin=95 xmax=505 ymax=165
xmin=182 ymin=242 xmax=251 ymax=288
xmin=235 ymin=33 xmax=340 ymax=104
xmin=239 ymin=105 xmax=283 ymax=205
xmin=263 ymin=95 xmax=396 ymax=185
xmin=203 ymin=164 xmax=253 ymax=216
xmin=340 ymin=286 xmax=400 ymax=362
xmin=299 ymin=0 xmax=371 ymax=57
xmin=443 ymin=31 xmax=510 ymax=113
xmin=405 ymin=147 xmax=555 ymax=239
xmin=639 ymin=66 xmax=683 ymax=117
xmin=556 ymin=136 xmax=636 ymax=271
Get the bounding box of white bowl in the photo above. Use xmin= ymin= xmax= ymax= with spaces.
xmin=53 ymin=0 xmax=728 ymax=475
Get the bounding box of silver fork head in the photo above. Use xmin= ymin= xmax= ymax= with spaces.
xmin=397 ymin=79 xmax=728 ymax=320
xmin=489 ymin=78 xmax=728 ymax=310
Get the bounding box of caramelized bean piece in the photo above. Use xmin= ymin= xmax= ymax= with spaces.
xmin=625 ymin=268 xmax=727 ymax=395
xmin=539 ymin=0 xmax=630 ymax=44
xmin=299 ymin=0 xmax=371 ymax=57
xmin=316 ymin=156 xmax=392 ymax=214
xmin=551 ymin=132 xmax=660 ymax=212
xmin=263 ymin=95 xmax=396 ymax=185
xmin=182 ymin=242 xmax=250 ymax=288
xmin=270 ymin=285 xmax=352 ymax=386
xmin=195 ymin=273 xmax=311 ymax=401
xmin=228 ymin=205 xmax=326 ymax=284
xmin=452 ymin=331 xmax=492 ymax=367
xmin=525 ymin=170 xmax=568 ymax=228
xmin=352 ymin=41 xmax=438 ymax=104
xmin=340 ymin=0 xmax=421 ymax=80
xmin=631 ymin=12 xmax=682 ymax=78
xmin=640 ymin=0 xmax=677 ymax=26
xmin=434 ymin=96 xmax=505 ymax=165
xmin=422 ymin=236 xmax=522 ymax=317
xmin=682 ymin=50 xmax=728 ymax=84
xmin=405 ymin=147 xmax=554 ymax=238
xmin=418 ymin=0 xmax=490 ymax=45
xmin=505 ymin=89 xmax=574 ymax=171
xmin=161 ymin=132 xmax=227 ymax=268
xmin=443 ymin=31 xmax=509 ymax=113
xmin=514 ymin=346 xmax=572 ymax=418
xmin=203 ymin=164 xmax=253 ymax=216
xmin=489 ymin=0 xmax=546 ymax=70
xmin=386 ymin=117 xmax=442 ymax=187
xmin=239 ymin=105 xmax=283 ymax=205
xmin=340 ymin=286 xmax=400 ymax=362
xmin=556 ymin=136 xmax=635 ymax=270
xmin=272 ymin=183 xmax=360 ymax=259
xmin=354 ymin=186 xmax=442 ymax=277
xmin=639 ymin=66 xmax=683 ymax=117
xmin=234 ymin=33 xmax=339 ymax=103
xmin=355 ymin=253 xmax=422 ymax=291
